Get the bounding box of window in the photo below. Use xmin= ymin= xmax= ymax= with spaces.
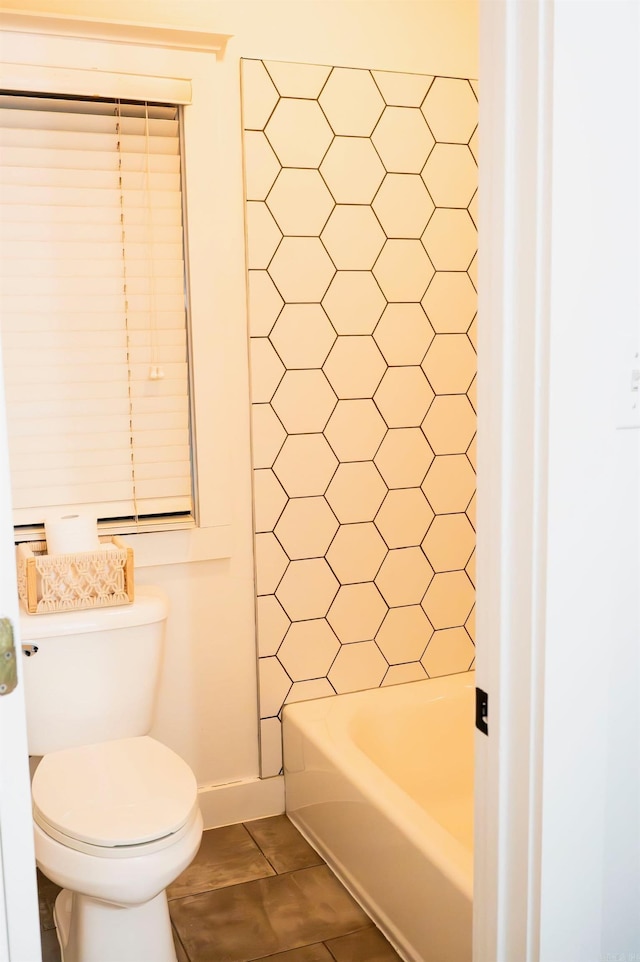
xmin=0 ymin=21 xmax=235 ymax=565
xmin=0 ymin=93 xmax=194 ymax=536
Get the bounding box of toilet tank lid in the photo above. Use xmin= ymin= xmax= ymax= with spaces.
xmin=19 ymin=585 xmax=168 ymax=641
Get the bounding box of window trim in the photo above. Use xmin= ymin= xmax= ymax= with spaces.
xmin=0 ymin=18 xmax=236 ymax=565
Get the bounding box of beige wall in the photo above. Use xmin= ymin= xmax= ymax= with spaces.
xmin=0 ymin=1 xmax=478 ymax=77
xmin=2 ymin=0 xmax=477 ymax=818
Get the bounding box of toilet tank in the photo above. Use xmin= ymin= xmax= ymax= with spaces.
xmin=20 ymin=586 xmax=169 ymax=755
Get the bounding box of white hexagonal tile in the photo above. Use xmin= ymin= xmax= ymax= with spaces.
xmin=466 ymin=605 xmax=475 ymax=641
xmin=271 ymin=369 xmax=337 ymax=434
xmin=264 ymin=60 xmax=331 ymax=98
xmin=372 ymin=106 xmax=435 ymax=173
xmin=268 ymin=237 xmax=335 ymax=302
xmin=376 ymin=605 xmax=433 ymax=664
xmin=285 ymin=679 xmax=336 ymax=705
xmin=265 ymin=98 xmax=333 ymax=167
xmin=276 ymin=558 xmax=339 ymax=621
xmin=421 ymin=272 xmax=477 ymax=334
xmin=422 ymin=77 xmax=477 ymax=144
xmin=253 ymin=468 xmax=287 ymax=532
xmin=325 ymin=461 xmax=387 ymax=523
xmin=251 ymin=403 xmax=286 ymax=469
xmin=468 ymin=189 xmax=478 ymax=227
xmin=375 ymin=488 xmax=434 ymax=548
xmin=328 ymin=641 xmax=388 ymax=694
xmin=373 ymin=239 xmax=434 ymax=301
xmin=321 ymin=206 xmax=385 ymax=271
xmin=374 ymin=427 xmax=433 ymax=488
xmin=422 ymin=513 xmax=475 ymax=573
xmin=275 ymin=496 xmax=338 ymax=560
xmin=249 ymin=337 xmax=285 ymax=403
xmin=422 ymin=209 xmax=477 ymax=272
xmin=422 ymin=334 xmax=476 ymax=395
xmin=466 ymin=548 xmax=476 ymax=586
xmin=421 ymin=627 xmax=475 ymax=678
xmin=278 ymin=619 xmax=340 ymax=681
xmin=267 ymin=168 xmax=334 ymax=236
xmin=422 ymin=455 xmax=475 ymax=514
xmin=469 ymin=126 xmax=479 ymax=164
xmin=422 ymin=144 xmax=477 ymax=209
xmin=241 ymin=59 xmax=279 ymax=131
xmin=259 ymin=655 xmax=292 ymax=718
xmin=260 ymin=717 xmax=283 ymax=777
xmin=382 ymin=663 xmax=428 ymax=686
xmin=248 ymin=270 xmax=284 ymax=337
xmin=372 ymin=174 xmax=435 ymax=238
xmin=270 ymin=305 xmax=336 ymax=369
xmin=422 ymin=395 xmax=476 ymax=454
xmin=466 ymin=490 xmax=477 ymax=529
xmin=374 ymin=366 xmax=434 ymax=428
xmin=320 ymin=137 xmax=385 ymax=204
xmin=467 ymin=315 xmax=477 ymax=350
xmin=254 ymin=532 xmax=288 ymax=595
xmin=243 ymin=130 xmax=281 ymax=201
xmin=374 ymin=304 xmax=434 ymax=366
xmin=327 ymin=582 xmax=388 ymax=644
xmin=322 ymin=271 xmax=386 ymax=335
xmin=421 ymin=570 xmax=475 ymax=630
xmin=468 ymin=253 xmax=478 ymax=290
xmin=466 ymin=432 xmax=477 ymax=470
xmin=375 ymin=547 xmax=434 ymax=607
xmin=319 ymin=67 xmax=385 ymax=136
xmin=324 ymin=399 xmax=387 ymax=461
xmin=256 ymin=594 xmax=290 ymax=657
xmin=372 ymin=70 xmax=434 ymax=107
xmin=273 ymin=434 xmax=338 ymax=497
xmin=323 ymin=336 xmax=386 ymax=400
xmin=326 ymin=522 xmax=387 ymax=585
xmin=246 ymin=201 xmax=282 ymax=270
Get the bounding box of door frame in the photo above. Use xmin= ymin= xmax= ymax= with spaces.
xmin=474 ymin=1 xmax=553 ymax=958
xmin=0 ymin=339 xmax=41 ymax=959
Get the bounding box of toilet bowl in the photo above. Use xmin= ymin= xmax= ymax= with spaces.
xmin=32 ymin=736 xmax=203 ymax=962
xmin=20 ymin=587 xmax=204 ymax=962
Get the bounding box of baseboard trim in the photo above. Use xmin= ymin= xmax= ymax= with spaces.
xmin=197 ymin=775 xmax=285 ymax=829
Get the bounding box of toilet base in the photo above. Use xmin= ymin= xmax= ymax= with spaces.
xmin=54 ymin=887 xmax=177 ymax=962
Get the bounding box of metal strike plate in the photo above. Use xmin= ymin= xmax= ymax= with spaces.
xmin=0 ymin=618 xmax=18 ymax=696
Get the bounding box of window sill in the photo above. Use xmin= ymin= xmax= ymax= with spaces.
xmin=118 ymin=524 xmax=232 ymax=568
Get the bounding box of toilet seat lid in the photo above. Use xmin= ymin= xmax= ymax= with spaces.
xmin=32 ymin=736 xmax=198 ymax=849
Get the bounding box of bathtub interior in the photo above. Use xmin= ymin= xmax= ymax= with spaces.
xmin=348 ymin=678 xmax=474 ymax=849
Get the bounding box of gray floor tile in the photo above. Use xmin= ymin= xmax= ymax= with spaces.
xmin=325 ymin=925 xmax=403 ymax=962
xmin=40 ymin=927 xmax=61 ymax=962
xmin=170 ymin=864 xmax=370 ymax=962
xmin=168 ymin=823 xmax=276 ymax=900
xmin=173 ymin=924 xmax=190 ymax=962
xmin=37 ymin=870 xmax=61 ymax=932
xmin=254 ymin=946 xmax=333 ymax=962
xmin=244 ymin=815 xmax=323 ymax=874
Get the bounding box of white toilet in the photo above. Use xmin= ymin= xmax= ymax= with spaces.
xmin=20 ymin=586 xmax=204 ymax=962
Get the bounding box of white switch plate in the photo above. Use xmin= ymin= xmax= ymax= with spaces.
xmin=617 ymin=350 xmax=640 ymax=430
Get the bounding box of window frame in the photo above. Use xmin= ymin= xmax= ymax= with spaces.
xmin=0 ymin=17 xmax=235 ymax=566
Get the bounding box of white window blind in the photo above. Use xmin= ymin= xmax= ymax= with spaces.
xmin=0 ymin=93 xmax=193 ymax=531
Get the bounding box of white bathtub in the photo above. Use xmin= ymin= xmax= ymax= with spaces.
xmin=283 ymin=671 xmax=474 ymax=962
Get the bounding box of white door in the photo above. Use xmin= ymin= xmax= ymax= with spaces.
xmin=0 ymin=339 xmax=41 ymax=961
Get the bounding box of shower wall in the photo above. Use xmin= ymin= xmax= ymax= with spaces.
xmin=241 ymin=58 xmax=478 ymax=775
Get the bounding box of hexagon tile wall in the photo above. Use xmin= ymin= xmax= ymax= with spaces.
xmin=241 ymin=58 xmax=478 ymax=776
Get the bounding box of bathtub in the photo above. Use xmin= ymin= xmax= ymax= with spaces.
xmin=283 ymin=671 xmax=474 ymax=962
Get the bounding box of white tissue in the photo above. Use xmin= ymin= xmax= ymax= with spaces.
xmin=44 ymin=513 xmax=101 ymax=556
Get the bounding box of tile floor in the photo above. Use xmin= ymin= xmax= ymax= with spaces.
xmin=38 ymin=814 xmax=402 ymax=962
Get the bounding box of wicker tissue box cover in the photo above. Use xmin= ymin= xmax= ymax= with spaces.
xmin=16 ymin=536 xmax=134 ymax=614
